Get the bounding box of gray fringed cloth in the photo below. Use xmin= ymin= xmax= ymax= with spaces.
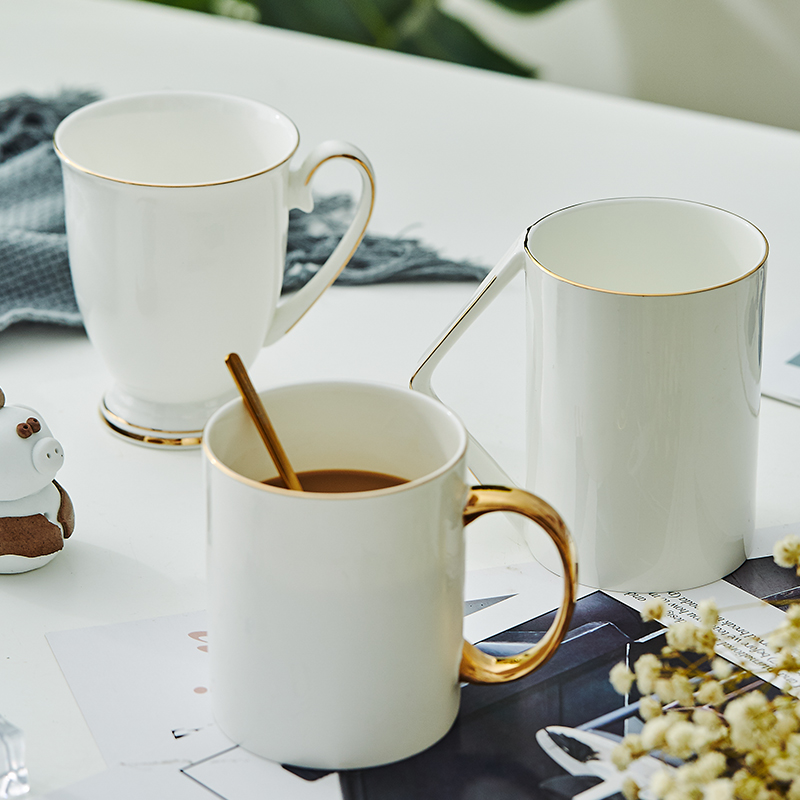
xmin=0 ymin=91 xmax=488 ymax=333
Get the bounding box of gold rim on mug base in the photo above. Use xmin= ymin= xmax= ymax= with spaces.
xmin=99 ymin=401 xmax=204 ymax=448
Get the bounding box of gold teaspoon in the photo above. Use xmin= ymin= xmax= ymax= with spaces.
xmin=225 ymin=353 xmax=304 ymax=492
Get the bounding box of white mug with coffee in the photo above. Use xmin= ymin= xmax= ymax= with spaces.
xmin=55 ymin=91 xmax=374 ymax=446
xmin=412 ymin=198 xmax=768 ymax=592
xmin=202 ymin=381 xmax=577 ymax=770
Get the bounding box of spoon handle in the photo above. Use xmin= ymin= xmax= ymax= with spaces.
xmin=225 ymin=353 xmax=304 ymax=492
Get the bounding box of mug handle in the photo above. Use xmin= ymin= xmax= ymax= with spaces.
xmin=264 ymin=141 xmax=376 ymax=346
xmin=410 ymin=234 xmax=527 ymax=486
xmin=460 ymin=485 xmax=578 ymax=684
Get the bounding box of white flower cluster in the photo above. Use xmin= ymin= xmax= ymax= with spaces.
xmin=604 ymin=535 xmax=800 ymax=800
xmin=774 ymin=534 xmax=800 ymax=576
xmin=768 ymin=605 xmax=800 ymax=672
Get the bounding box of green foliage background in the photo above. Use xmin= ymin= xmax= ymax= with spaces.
xmin=142 ymin=0 xmax=569 ymax=77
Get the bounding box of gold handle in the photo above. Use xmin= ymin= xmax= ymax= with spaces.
xmin=459 ymin=486 xmax=578 ymax=684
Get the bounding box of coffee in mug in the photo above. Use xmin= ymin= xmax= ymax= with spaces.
xmin=262 ymin=469 xmax=408 ymax=492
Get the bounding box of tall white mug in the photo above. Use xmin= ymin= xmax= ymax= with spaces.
xmin=202 ymin=381 xmax=577 ymax=769
xmin=412 ymin=198 xmax=768 ymax=592
xmin=54 ymin=92 xmax=375 ymax=446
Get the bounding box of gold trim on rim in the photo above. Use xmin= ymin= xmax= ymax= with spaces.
xmin=202 ymin=383 xmax=467 ymax=500
xmin=53 ymin=140 xmax=299 ymax=188
xmin=524 ymin=197 xmax=769 ymax=298
xmin=53 ymin=92 xmax=300 ymax=188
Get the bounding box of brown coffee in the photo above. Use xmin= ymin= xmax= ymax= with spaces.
xmin=263 ymin=469 xmax=408 ymax=493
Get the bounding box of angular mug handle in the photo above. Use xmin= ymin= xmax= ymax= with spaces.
xmin=264 ymin=141 xmax=376 ymax=346
xmin=411 ymin=233 xmax=527 ymax=486
xmin=459 ymin=485 xmax=578 ymax=684
xmin=410 ymin=233 xmax=578 ymax=682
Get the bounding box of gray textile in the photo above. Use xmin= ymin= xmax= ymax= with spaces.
xmin=0 ymin=91 xmax=488 ymax=333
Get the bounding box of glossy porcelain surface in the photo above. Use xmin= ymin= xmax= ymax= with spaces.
xmin=55 ymin=92 xmax=374 ymax=442
xmin=413 ymin=198 xmax=768 ymax=591
xmin=203 ymin=382 xmax=468 ymax=769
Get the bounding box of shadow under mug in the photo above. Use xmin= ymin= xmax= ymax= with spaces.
xmin=202 ymin=381 xmax=578 ymax=770
xmin=54 ymin=91 xmax=375 ymax=447
xmin=412 ymin=197 xmax=768 ymax=592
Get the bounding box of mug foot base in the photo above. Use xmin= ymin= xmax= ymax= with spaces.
xmin=99 ymin=389 xmax=235 ymax=448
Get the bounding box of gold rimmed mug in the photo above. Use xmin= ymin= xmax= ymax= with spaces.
xmin=413 ymin=197 xmax=769 ymax=592
xmin=203 ymin=381 xmax=577 ymax=770
xmin=54 ymin=91 xmax=375 ymax=446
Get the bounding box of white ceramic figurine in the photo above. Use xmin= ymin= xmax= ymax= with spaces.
xmin=0 ymin=388 xmax=74 ymax=573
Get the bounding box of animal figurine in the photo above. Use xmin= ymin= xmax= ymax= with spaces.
xmin=0 ymin=387 xmax=74 ymax=573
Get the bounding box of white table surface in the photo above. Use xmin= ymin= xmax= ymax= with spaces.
xmin=3 ymin=0 xmax=800 ymax=794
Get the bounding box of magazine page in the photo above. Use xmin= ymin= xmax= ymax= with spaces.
xmin=47 ymin=552 xmax=800 ymax=799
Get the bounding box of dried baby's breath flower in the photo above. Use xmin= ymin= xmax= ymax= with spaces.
xmin=621 ymin=732 xmax=645 ymax=757
xmin=775 ymin=707 xmax=800 ymax=740
xmin=669 ymin=773 xmax=700 ymax=798
xmin=666 ymin=620 xmax=699 ymax=651
xmin=641 ymin=713 xmax=677 ymax=751
xmin=724 ymin=691 xmax=771 ymax=751
xmin=774 ymin=648 xmax=800 ymax=672
xmin=610 ymin=549 xmax=800 ymax=798
xmin=774 ymin=534 xmax=800 ymax=573
xmin=695 ymin=679 xmax=725 ymax=706
xmin=621 ymin=776 xmax=640 ymax=800
xmin=640 ymin=695 xmax=663 ymax=720
xmin=694 ymin=751 xmax=727 ymax=782
xmin=740 ymin=774 xmax=773 ymax=800
xmin=692 ymin=707 xmax=723 ymax=730
xmin=664 ymin=719 xmax=697 ymax=759
xmin=769 ymin=618 xmax=800 ymax=652
xmin=695 ymin=627 xmax=718 ymax=654
xmin=634 ymin=652 xmax=662 ymax=695
xmin=611 ymin=742 xmax=633 ymax=770
xmin=655 ymin=676 xmax=677 ymax=704
xmin=690 ymin=708 xmax=730 ymax=753
xmin=711 ymin=658 xmax=733 ymax=680
xmin=703 ymin=778 xmax=735 ymax=800
xmin=698 ymin=599 xmax=719 ymax=629
xmin=690 ymin=717 xmax=729 ymax=752
xmin=649 ymin=769 xmax=674 ymax=798
xmin=641 ymin=597 xmax=666 ymax=621
xmin=768 ymin=613 xmax=800 ymax=671
xmin=610 ymin=662 xmax=636 ymax=695
xmin=768 ymin=752 xmax=800 ymax=783
xmin=670 ymin=753 xmax=726 ymax=799
xmin=666 ymin=620 xmax=716 ymax=655
xmin=732 ymin=770 xmax=771 ymax=800
xmin=671 ymin=673 xmax=695 ymax=707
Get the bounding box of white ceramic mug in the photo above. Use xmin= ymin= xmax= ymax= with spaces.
xmin=202 ymin=381 xmax=577 ymax=769
xmin=54 ymin=91 xmax=374 ymax=446
xmin=412 ymin=198 xmax=768 ymax=592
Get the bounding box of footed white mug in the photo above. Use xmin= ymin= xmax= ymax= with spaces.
xmin=412 ymin=198 xmax=768 ymax=592
xmin=202 ymin=381 xmax=577 ymax=770
xmin=55 ymin=91 xmax=374 ymax=446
